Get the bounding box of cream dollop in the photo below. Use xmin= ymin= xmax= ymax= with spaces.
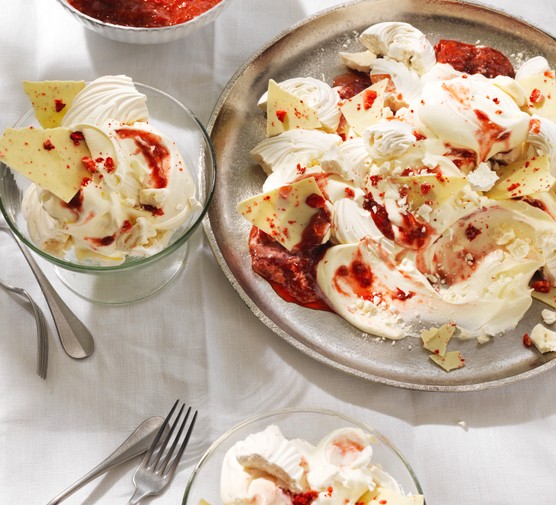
xmin=363 ymin=120 xmax=416 ymax=159
xmin=250 ymin=129 xmax=342 ymax=190
xmin=360 ymin=21 xmax=436 ymax=74
xmin=61 ymin=75 xmax=148 ymax=127
xmin=415 ymin=75 xmax=531 ymax=162
xmin=320 ymin=137 xmax=370 ymax=186
xmin=371 ymin=58 xmax=422 ymax=106
xmin=527 ymin=115 xmax=556 ymax=175
xmin=515 ymin=56 xmax=551 ymax=80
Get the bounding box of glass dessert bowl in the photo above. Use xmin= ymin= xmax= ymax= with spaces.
xmin=182 ymin=408 xmax=425 ymax=505
xmin=55 ymin=0 xmax=234 ymax=44
xmin=0 ymin=81 xmax=216 ymax=304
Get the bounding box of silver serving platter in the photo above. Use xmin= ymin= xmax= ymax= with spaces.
xmin=204 ymin=0 xmax=556 ymax=391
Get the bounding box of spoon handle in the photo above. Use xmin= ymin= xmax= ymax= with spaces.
xmin=46 ymin=417 xmax=165 ymax=505
xmin=5 ymin=228 xmax=94 ymax=359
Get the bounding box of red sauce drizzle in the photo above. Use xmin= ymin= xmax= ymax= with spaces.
xmin=116 ymin=129 xmax=169 ymax=189
xmin=465 ymin=224 xmax=482 ymax=241
xmin=395 ymin=287 xmax=414 ymax=300
xmin=362 ymin=194 xmax=432 ymax=249
xmin=54 ymin=99 xmax=66 ymax=112
xmin=445 ymin=146 xmax=477 ymax=169
xmin=362 ymin=195 xmax=395 ymax=240
xmin=64 ymin=189 xmax=84 ymax=211
xmin=282 ymin=490 xmax=319 ymax=505
xmin=531 ymin=279 xmax=551 ymax=293
xmin=70 ymin=131 xmax=85 ymax=145
xmin=142 ymin=204 xmax=165 ymax=216
xmin=88 ymin=234 xmax=116 ymax=247
xmin=473 ymin=109 xmax=510 ymax=162
xmin=68 ymin=0 xmax=223 ymax=28
xmin=398 ymin=212 xmax=432 ymax=250
xmin=522 ymin=197 xmax=547 ymax=212
xmin=297 ymin=206 xmax=332 ymax=251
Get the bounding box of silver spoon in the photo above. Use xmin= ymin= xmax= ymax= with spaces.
xmin=46 ymin=416 xmax=165 ymax=505
xmin=0 ymin=224 xmax=94 ymax=359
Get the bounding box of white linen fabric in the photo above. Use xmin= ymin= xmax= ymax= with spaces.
xmin=0 ymin=1 xmax=555 ymax=504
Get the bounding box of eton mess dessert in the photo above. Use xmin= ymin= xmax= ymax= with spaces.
xmin=0 ymin=75 xmax=199 ymax=266
xmin=219 ymin=424 xmax=423 ymax=505
xmin=237 ymin=21 xmax=556 ymax=369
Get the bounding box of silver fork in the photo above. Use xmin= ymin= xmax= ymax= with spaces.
xmin=127 ymin=401 xmax=198 ymax=505
xmin=0 ymin=278 xmax=48 ymax=379
xmin=0 ymin=222 xmax=94 ymax=359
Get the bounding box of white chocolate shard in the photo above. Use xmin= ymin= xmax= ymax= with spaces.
xmin=529 ymin=323 xmax=556 ymax=353
xmin=259 ymin=77 xmax=341 ymax=132
xmin=0 ymin=126 xmax=90 ymax=203
xmin=340 ymin=50 xmax=377 ymax=72
xmin=340 ymin=79 xmax=388 ymax=136
xmin=265 ymin=79 xmax=321 ymax=137
xmin=237 ymin=176 xmax=332 ymax=251
xmin=23 ymin=80 xmax=86 ymax=128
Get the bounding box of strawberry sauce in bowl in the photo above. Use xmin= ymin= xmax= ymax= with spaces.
xmin=67 ymin=0 xmax=223 ymax=28
xmin=56 ymin=0 xmax=233 ymax=44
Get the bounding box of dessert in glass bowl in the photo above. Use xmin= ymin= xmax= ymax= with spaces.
xmin=0 ymin=75 xmax=215 ymax=303
xmin=237 ymin=21 xmax=556 ymax=369
xmin=183 ymin=409 xmax=424 ymax=505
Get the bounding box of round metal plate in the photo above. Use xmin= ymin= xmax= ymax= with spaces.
xmin=205 ymin=0 xmax=556 ymax=391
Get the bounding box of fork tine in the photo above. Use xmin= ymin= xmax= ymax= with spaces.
xmin=144 ymin=400 xmax=179 ymax=467
xmin=127 ymin=401 xmax=197 ymax=504
xmin=158 ymin=405 xmax=191 ymax=474
xmin=165 ymin=409 xmax=197 ymax=477
xmin=153 ymin=403 xmax=186 ymax=472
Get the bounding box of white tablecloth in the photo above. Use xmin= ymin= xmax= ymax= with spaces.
xmin=1 ymin=0 xmax=555 ymax=503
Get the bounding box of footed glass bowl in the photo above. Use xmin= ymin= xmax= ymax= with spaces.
xmin=182 ymin=408 xmax=424 ymax=505
xmin=0 ymin=83 xmax=216 ymax=303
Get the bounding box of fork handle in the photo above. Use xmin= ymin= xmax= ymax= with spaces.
xmin=127 ymin=487 xmax=151 ymax=505
xmin=45 ymin=417 xmax=163 ymax=505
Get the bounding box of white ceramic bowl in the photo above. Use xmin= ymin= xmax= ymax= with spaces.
xmin=182 ymin=408 xmax=425 ymax=505
xmin=55 ymin=0 xmax=233 ymax=44
xmin=0 ymin=83 xmax=216 ymax=303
